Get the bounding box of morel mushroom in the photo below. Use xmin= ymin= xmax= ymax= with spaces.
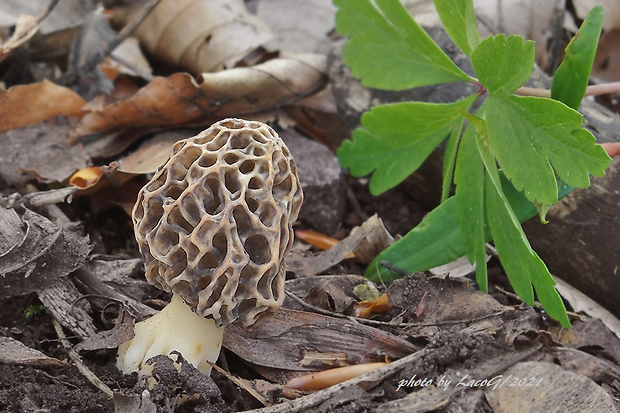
xmin=117 ymin=118 xmax=303 ymax=374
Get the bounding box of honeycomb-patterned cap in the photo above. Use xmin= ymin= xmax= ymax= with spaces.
xmin=132 ymin=118 xmax=303 ymax=327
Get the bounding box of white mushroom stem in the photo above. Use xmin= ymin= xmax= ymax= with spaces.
xmin=117 ymin=294 xmax=224 ymax=375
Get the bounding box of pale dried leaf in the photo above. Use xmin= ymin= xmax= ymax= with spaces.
xmin=0 ymin=337 xmax=68 ymax=367
xmin=429 ymin=255 xmax=489 ymax=278
xmin=110 ymin=37 xmax=153 ymax=78
xmin=574 ymin=0 xmax=620 ymax=30
xmin=113 ymin=391 xmax=157 ymax=413
xmin=555 ymin=276 xmax=620 ymax=340
xmin=249 ymin=0 xmax=336 ymax=54
xmin=287 ymin=214 xmax=393 ymax=276
xmin=116 ymin=130 xmax=195 ymax=174
xmin=70 ymin=55 xmax=326 ymax=141
xmin=485 ymin=361 xmax=617 ymax=413
xmin=0 ymin=14 xmax=39 ymax=61
xmin=0 ymin=0 xmax=87 ymax=35
xmin=0 ymin=81 xmax=86 ymax=134
xmin=112 ymin=0 xmax=273 ymax=74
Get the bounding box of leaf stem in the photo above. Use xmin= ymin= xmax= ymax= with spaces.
xmin=516 ymin=81 xmax=620 ymax=98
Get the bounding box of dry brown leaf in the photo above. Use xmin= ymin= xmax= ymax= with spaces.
xmin=287 ymin=214 xmax=392 ymax=277
xmin=386 ymin=274 xmax=507 ymax=323
xmin=0 ymin=80 xmax=86 ymax=134
xmin=70 ymin=54 xmax=327 ymax=142
xmin=284 ymin=274 xmax=368 ymax=314
xmin=112 ymin=0 xmax=273 ymax=74
xmin=592 ymin=29 xmax=620 ymax=82
xmin=0 ymin=123 xmax=90 ymax=186
xmin=224 ymin=307 xmax=418 ymax=374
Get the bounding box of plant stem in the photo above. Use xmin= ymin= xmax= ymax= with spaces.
xmin=516 ymin=82 xmax=620 ymax=98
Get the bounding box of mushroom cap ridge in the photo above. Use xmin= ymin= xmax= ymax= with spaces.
xmin=132 ymin=118 xmax=303 ymax=327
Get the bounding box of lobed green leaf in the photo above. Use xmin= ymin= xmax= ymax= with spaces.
xmin=551 ymin=6 xmax=603 ymax=109
xmin=484 ymin=171 xmax=570 ymax=328
xmin=454 ymin=123 xmax=488 ymax=290
xmin=471 ymin=35 xmax=534 ymax=96
xmin=441 ymin=117 xmax=464 ymax=203
xmin=433 ymin=0 xmax=480 ymax=56
xmin=365 ymin=177 xmax=574 ymax=284
xmin=484 ymin=95 xmax=611 ymax=207
xmin=334 ymin=0 xmax=474 ymax=90
xmin=338 ymin=96 xmax=477 ymax=195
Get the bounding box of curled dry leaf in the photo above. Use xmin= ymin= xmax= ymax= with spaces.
xmin=112 ymin=0 xmax=273 ymax=75
xmin=0 ymin=0 xmax=61 ymax=63
xmin=0 ymin=80 xmax=86 ymax=134
xmin=70 ymin=54 xmax=327 ymax=142
xmin=355 ymin=293 xmax=391 ymax=318
xmin=69 ymin=162 xmax=136 ymax=195
xmin=0 ymin=207 xmax=91 ymax=298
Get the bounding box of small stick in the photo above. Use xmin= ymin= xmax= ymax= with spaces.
xmin=207 ymin=361 xmax=271 ymax=407
xmin=237 ymin=347 xmax=432 ymax=413
xmin=52 ymin=318 xmax=114 ymax=399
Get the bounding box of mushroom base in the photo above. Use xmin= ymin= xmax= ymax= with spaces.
xmin=117 ymin=294 xmax=224 ymax=375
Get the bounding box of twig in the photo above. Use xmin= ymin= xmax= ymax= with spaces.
xmin=101 ymin=0 xmax=163 ymax=64
xmin=238 ymin=347 xmax=431 ymax=413
xmin=285 ymin=289 xmax=510 ymax=328
xmin=207 ymin=361 xmax=271 ymax=407
xmin=52 ymin=318 xmax=114 ymax=399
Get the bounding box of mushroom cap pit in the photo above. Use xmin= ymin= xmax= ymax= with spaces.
xmin=132 ymin=118 xmax=303 ymax=327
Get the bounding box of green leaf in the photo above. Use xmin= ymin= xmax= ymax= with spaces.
xmin=551 ymin=6 xmax=603 ymax=109
xmin=433 ymin=0 xmax=480 ymax=56
xmin=484 ymin=172 xmax=570 ymax=328
xmin=454 ymin=123 xmax=488 ymax=290
xmin=441 ymin=117 xmax=464 ymax=203
xmin=365 ymin=196 xmax=465 ymax=283
xmin=366 ymin=177 xmax=575 ymax=284
xmin=485 ymin=94 xmax=611 ymax=207
xmin=338 ymin=96 xmax=477 ymax=195
xmin=334 ymin=0 xmax=474 ymax=90
xmin=471 ymin=35 xmax=535 ymax=96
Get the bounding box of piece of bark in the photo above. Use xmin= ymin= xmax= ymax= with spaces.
xmin=329 ymin=28 xmax=620 ymax=317
xmin=37 ymin=279 xmax=97 ymax=340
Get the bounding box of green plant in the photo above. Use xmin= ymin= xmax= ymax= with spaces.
xmin=335 ymin=0 xmax=611 ymax=328
xmin=25 ymin=304 xmax=45 ymax=318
